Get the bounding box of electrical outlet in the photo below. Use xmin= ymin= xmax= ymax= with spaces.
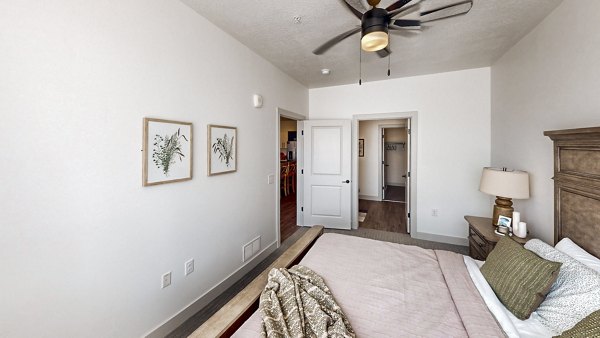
xmin=432 ymin=209 xmax=439 ymax=217
xmin=161 ymin=272 xmax=172 ymax=289
xmin=184 ymin=259 xmax=194 ymax=276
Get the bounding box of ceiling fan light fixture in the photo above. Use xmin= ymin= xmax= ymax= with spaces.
xmin=361 ymin=30 xmax=388 ymax=52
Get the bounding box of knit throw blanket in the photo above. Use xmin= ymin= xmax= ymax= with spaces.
xmin=259 ymin=265 xmax=355 ymax=338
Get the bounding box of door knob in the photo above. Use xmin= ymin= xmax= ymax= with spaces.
xmin=342 ymin=180 xmax=350 ymax=183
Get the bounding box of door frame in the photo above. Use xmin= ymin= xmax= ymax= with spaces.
xmin=352 ymin=112 xmax=418 ymax=234
xmin=379 ymin=123 xmax=407 ymax=201
xmin=275 ymin=108 xmax=305 ymax=247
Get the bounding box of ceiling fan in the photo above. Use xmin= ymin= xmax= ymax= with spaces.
xmin=313 ymin=0 xmax=474 ymax=58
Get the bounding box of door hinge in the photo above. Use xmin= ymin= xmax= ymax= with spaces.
xmin=301 ymin=207 xmax=304 ymax=212
xmin=407 ymin=172 xmax=411 ymax=178
xmin=408 ymin=212 xmax=411 ymax=218
xmin=301 ymin=130 xmax=304 ymax=135
xmin=408 ymin=129 xmax=411 ymax=135
xmin=301 ymin=169 xmax=304 ymax=174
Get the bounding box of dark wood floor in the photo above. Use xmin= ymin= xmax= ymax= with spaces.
xmin=384 ymin=185 xmax=405 ymax=202
xmin=359 ymin=199 xmax=407 ymax=233
xmin=280 ymin=192 xmax=299 ymax=242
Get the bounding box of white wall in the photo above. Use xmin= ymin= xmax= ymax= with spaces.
xmin=358 ymin=120 xmax=406 ymax=198
xmin=0 ymin=1 xmax=307 ymax=337
xmin=490 ymin=0 xmax=600 ymax=244
xmin=310 ymin=68 xmax=491 ymax=241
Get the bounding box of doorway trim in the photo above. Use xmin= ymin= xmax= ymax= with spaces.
xmin=275 ymin=107 xmax=305 ymax=247
xmin=352 ymin=112 xmax=418 ymax=235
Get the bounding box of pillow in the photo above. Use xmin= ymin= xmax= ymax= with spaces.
xmin=555 ymin=309 xmax=600 ymax=338
xmin=481 ymin=236 xmax=562 ymax=320
xmin=555 ymin=238 xmax=600 ymax=273
xmin=525 ymin=239 xmax=600 ymax=334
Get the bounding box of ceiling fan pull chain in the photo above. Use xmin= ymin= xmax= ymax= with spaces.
xmin=387 ymin=40 xmax=391 ymax=77
xmin=359 ymin=44 xmax=363 ymax=85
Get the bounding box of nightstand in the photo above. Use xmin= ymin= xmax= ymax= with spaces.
xmin=465 ymin=215 xmax=530 ymax=260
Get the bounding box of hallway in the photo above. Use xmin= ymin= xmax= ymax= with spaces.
xmin=359 ymin=199 xmax=407 ymax=233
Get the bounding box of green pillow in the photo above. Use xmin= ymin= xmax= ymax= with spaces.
xmin=481 ymin=236 xmax=562 ymax=320
xmin=555 ymin=309 xmax=600 ymax=338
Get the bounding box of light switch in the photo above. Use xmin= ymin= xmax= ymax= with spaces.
xmin=268 ymin=174 xmax=275 ymax=184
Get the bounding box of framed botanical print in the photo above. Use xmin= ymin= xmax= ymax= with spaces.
xmin=208 ymin=125 xmax=237 ymax=176
xmin=143 ymin=118 xmax=193 ymax=186
xmin=359 ymin=138 xmax=365 ymax=157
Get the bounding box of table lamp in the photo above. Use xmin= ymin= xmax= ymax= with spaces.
xmin=479 ymin=167 xmax=530 ymax=226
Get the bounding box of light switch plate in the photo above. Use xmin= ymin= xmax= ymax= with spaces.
xmin=268 ymin=174 xmax=275 ymax=184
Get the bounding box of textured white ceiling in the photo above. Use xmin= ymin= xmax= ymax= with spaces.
xmin=180 ymin=0 xmax=562 ymax=88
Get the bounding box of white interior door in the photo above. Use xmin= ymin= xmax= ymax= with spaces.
xmin=303 ymin=120 xmax=351 ymax=229
xmin=406 ymin=120 xmax=412 ymax=233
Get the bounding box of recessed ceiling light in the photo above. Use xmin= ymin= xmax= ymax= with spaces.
xmin=321 ymin=69 xmax=331 ymax=75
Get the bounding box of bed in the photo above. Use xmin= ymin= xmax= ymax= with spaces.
xmin=190 ymin=126 xmax=600 ymax=337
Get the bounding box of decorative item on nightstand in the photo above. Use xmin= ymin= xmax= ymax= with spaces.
xmin=479 ymin=167 xmax=530 ymax=227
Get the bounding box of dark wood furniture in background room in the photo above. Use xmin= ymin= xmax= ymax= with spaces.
xmin=280 ymin=161 xmax=296 ymax=197
xmin=465 ymin=215 xmax=530 ymax=260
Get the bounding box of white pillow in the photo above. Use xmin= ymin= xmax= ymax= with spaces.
xmin=555 ymin=238 xmax=600 ymax=273
xmin=524 ymin=239 xmax=600 ymax=335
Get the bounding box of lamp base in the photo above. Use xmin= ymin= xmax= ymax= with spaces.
xmin=492 ymin=196 xmax=513 ymax=226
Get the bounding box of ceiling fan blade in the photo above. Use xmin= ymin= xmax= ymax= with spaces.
xmin=386 ymin=0 xmax=413 ymax=12
xmin=376 ymin=47 xmax=392 ymax=58
xmin=313 ymin=27 xmax=361 ymax=55
xmin=387 ymin=2 xmax=421 ymax=19
xmin=389 ymin=26 xmax=421 ymax=34
xmin=340 ymin=0 xmax=364 ymax=20
xmin=393 ymin=19 xmax=421 ymax=28
xmin=420 ymin=0 xmax=473 ymax=23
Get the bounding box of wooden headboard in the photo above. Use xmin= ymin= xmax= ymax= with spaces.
xmin=544 ymin=127 xmax=600 ymax=258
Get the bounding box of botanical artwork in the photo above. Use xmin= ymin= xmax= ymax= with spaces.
xmin=208 ymin=125 xmax=237 ymax=175
xmin=212 ymin=133 xmax=234 ymax=167
xmin=152 ymin=128 xmax=188 ymax=176
xmin=358 ymin=139 xmax=365 ymax=157
xmin=143 ymin=118 xmax=192 ymax=186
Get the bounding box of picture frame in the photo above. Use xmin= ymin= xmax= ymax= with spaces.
xmin=497 ymin=215 xmax=512 ymax=227
xmin=208 ymin=125 xmax=237 ymax=176
xmin=359 ymin=139 xmax=365 ymax=157
xmin=143 ymin=118 xmax=193 ymax=186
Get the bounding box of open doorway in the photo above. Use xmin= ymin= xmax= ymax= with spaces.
xmin=382 ymin=126 xmax=408 ymax=203
xmin=357 ymin=118 xmax=411 ymax=234
xmin=279 ymin=115 xmax=300 ymax=243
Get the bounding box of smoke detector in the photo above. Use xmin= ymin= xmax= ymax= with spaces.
xmin=321 ymin=69 xmax=331 ymax=75
xmin=293 ymin=16 xmax=302 ymax=24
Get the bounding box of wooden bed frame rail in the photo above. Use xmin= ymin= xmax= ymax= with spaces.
xmin=188 ymin=225 xmax=324 ymax=337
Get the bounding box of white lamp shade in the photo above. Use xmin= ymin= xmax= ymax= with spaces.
xmin=479 ymin=167 xmax=530 ymax=199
